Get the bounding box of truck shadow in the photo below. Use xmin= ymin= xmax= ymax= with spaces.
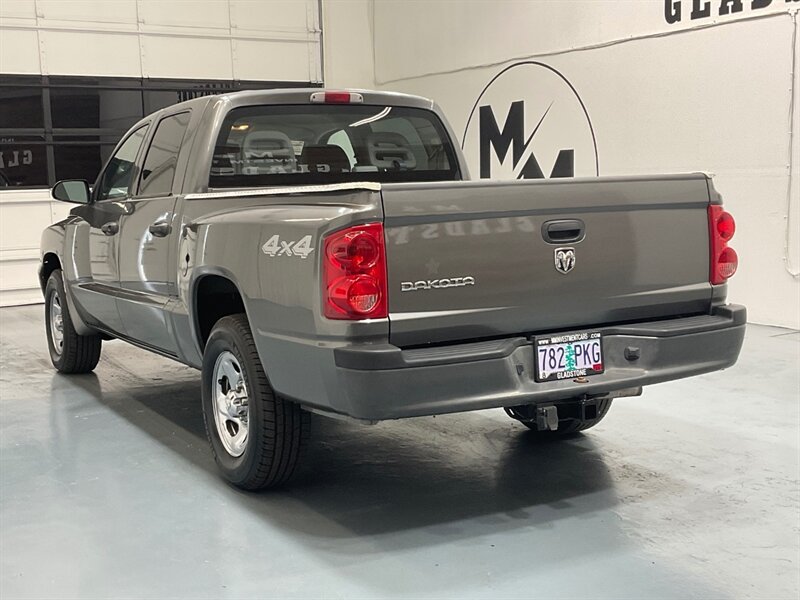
xmin=59 ymin=369 xmax=619 ymax=544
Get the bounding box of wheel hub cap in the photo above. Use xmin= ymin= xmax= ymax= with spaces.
xmin=49 ymin=290 xmax=64 ymax=356
xmin=212 ymin=351 xmax=249 ymax=457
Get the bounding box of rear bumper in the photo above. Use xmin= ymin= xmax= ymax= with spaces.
xmin=304 ymin=304 xmax=746 ymax=420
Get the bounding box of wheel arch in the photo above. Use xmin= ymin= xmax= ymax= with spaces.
xmin=191 ymin=268 xmax=250 ymax=352
xmin=39 ymin=252 xmax=62 ymax=294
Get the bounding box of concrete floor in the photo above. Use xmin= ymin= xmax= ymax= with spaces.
xmin=0 ymin=304 xmax=798 ymax=600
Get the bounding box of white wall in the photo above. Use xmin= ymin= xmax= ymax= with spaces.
xmin=321 ymin=0 xmax=374 ymax=89
xmin=0 ymin=190 xmax=70 ymax=306
xmin=325 ymin=0 xmax=800 ymax=330
xmin=0 ymin=0 xmax=322 ymax=81
xmin=0 ymin=0 xmax=323 ymax=307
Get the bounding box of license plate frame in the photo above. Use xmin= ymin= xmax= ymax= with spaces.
xmin=534 ymin=331 xmax=605 ymax=383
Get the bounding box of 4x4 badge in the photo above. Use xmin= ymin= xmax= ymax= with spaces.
xmin=554 ymin=247 xmax=576 ymax=274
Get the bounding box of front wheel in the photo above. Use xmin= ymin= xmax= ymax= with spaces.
xmin=201 ymin=314 xmax=308 ymax=490
xmin=44 ymin=269 xmax=102 ymax=373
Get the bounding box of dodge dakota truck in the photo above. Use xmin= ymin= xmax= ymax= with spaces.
xmin=40 ymin=89 xmax=746 ymax=489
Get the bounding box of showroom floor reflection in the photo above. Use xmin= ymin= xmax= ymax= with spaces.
xmin=2 ymin=305 xmax=797 ymax=599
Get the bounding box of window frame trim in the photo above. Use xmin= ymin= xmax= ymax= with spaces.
xmin=133 ymin=109 xmax=192 ymax=200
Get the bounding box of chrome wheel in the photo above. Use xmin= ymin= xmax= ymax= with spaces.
xmin=212 ymin=351 xmax=249 ymax=457
xmin=49 ymin=290 xmax=64 ymax=356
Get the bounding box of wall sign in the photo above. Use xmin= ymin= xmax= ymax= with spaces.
xmin=462 ymin=62 xmax=598 ymax=180
xmin=664 ymin=0 xmax=797 ymax=25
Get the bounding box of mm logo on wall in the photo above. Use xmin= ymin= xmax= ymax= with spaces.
xmin=462 ymin=62 xmax=598 ymax=180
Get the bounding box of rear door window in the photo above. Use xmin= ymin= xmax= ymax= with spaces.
xmin=210 ymin=105 xmax=460 ymax=187
xmin=138 ymin=112 xmax=190 ymax=197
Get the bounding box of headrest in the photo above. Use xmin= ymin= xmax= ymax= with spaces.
xmin=242 ymin=130 xmax=296 ymax=174
xmin=366 ymin=132 xmax=417 ymax=170
xmin=243 ymin=130 xmax=294 ymax=158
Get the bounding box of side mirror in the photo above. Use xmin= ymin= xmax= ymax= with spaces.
xmin=52 ymin=180 xmax=90 ymax=204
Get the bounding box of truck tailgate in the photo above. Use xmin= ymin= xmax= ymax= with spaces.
xmin=381 ymin=174 xmax=712 ymax=347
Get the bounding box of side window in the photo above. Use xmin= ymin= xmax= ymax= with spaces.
xmin=138 ymin=112 xmax=190 ymax=197
xmin=95 ymin=126 xmax=148 ymax=201
xmin=325 ymin=130 xmax=356 ymax=168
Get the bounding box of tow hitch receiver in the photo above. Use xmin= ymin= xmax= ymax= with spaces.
xmin=537 ymin=405 xmax=559 ymax=431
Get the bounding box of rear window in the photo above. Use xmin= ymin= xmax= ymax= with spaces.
xmin=209 ymin=105 xmax=460 ymax=187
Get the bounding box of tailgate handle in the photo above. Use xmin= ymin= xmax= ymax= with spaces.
xmin=542 ymin=219 xmax=585 ymax=244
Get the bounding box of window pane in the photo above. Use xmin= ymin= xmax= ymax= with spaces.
xmin=54 ymin=144 xmax=100 ymax=183
xmin=145 ymin=86 xmax=230 ymax=113
xmin=51 ymin=88 xmax=143 ymax=130
xmin=326 ymin=130 xmax=356 ymax=167
xmin=145 ymin=90 xmax=183 ymax=112
xmin=53 ymin=143 xmax=118 ymax=184
xmin=138 ymin=112 xmax=190 ymax=197
xmin=52 ymin=135 xmax=128 ymax=184
xmin=210 ymin=105 xmax=459 ymax=187
xmin=0 ymin=136 xmax=47 ymax=187
xmin=96 ymin=126 xmax=148 ymax=200
xmin=0 ymin=87 xmax=44 ymax=128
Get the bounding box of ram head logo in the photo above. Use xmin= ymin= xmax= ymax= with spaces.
xmin=554 ymin=247 xmax=576 ymax=274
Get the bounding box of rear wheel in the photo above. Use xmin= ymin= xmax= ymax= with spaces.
xmin=44 ymin=269 xmax=102 ymax=373
xmin=506 ymin=397 xmax=613 ymax=436
xmin=201 ymin=314 xmax=308 ymax=490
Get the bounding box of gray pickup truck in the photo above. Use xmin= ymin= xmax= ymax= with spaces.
xmin=40 ymin=89 xmax=745 ymax=489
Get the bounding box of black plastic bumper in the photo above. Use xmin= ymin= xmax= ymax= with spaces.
xmin=327 ymin=305 xmax=746 ymax=420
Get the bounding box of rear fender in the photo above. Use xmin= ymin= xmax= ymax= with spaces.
xmin=179 ymin=191 xmax=388 ymax=396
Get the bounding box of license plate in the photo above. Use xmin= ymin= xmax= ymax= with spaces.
xmin=534 ymin=331 xmax=604 ymax=382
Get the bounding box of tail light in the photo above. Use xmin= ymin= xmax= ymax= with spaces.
xmin=323 ymin=223 xmax=388 ymax=319
xmin=708 ymin=205 xmax=738 ymax=284
xmin=309 ymin=91 xmax=364 ymax=104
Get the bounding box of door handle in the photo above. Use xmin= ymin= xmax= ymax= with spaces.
xmin=149 ymin=221 xmax=171 ymax=237
xmin=100 ymin=221 xmax=119 ymax=236
xmin=542 ymin=219 xmax=585 ymax=244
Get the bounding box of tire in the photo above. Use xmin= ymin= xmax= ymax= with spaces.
xmin=44 ymin=269 xmax=102 ymax=374
xmin=508 ymin=397 xmax=613 ymax=436
xmin=201 ymin=314 xmax=309 ymax=490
